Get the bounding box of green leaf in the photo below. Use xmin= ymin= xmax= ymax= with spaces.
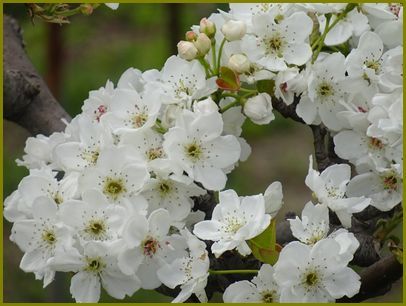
xmin=256 ymin=79 xmax=275 ymax=96
xmin=247 ymin=219 xmax=280 ymax=265
xmin=216 ymin=66 xmax=240 ymax=91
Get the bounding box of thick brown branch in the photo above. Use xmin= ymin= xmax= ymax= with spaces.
xmin=271 ymin=96 xmax=304 ymax=123
xmin=4 ymin=15 xmax=71 ymax=135
xmin=338 ymin=255 xmax=403 ymax=302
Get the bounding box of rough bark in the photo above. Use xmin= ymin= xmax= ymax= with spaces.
xmin=4 ymin=15 xmax=71 ymax=136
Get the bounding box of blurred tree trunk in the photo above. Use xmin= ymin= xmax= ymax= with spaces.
xmin=45 ymin=23 xmax=64 ymax=99
xmin=166 ymin=4 xmax=181 ymax=55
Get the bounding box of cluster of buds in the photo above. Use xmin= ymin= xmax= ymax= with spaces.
xmin=177 ymin=18 xmax=216 ymax=61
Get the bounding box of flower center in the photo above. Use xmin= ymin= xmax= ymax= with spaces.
xmin=85 ymin=220 xmax=106 ymax=237
xmin=103 ymin=178 xmax=126 ymax=200
xmin=317 ymin=82 xmax=334 ymax=98
xmin=94 ymin=105 xmax=107 ymax=122
xmin=132 ymin=112 xmax=148 ymax=128
xmin=158 ymin=181 xmax=172 ymax=196
xmin=389 ymin=3 xmax=401 ymax=17
xmin=304 ymin=272 xmax=319 ymax=286
xmin=185 ymin=142 xmax=203 ymax=161
xmin=383 ymin=174 xmax=398 ymax=191
xmin=175 ymin=80 xmax=193 ymax=98
xmin=142 ymin=238 xmax=160 ymax=257
xmin=53 ymin=192 xmax=63 ymax=205
xmin=81 ymin=149 xmax=100 ymax=165
xmin=265 ymin=33 xmax=284 ymax=57
xmin=368 ymin=137 xmax=384 ymax=150
xmin=364 ymin=60 xmax=380 ymax=73
xmin=42 ymin=229 xmax=56 ymax=245
xmin=147 ymin=147 xmax=164 ymax=160
xmin=224 ymin=216 xmax=244 ymax=234
xmin=261 ymin=291 xmax=275 ymax=303
xmin=85 ymin=257 xmax=106 ymax=273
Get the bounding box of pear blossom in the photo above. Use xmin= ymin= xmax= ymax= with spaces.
xmin=10 ymin=196 xmax=72 ymax=285
xmin=305 ymin=156 xmax=370 ymax=227
xmin=60 ymin=190 xmax=128 ymax=242
xmin=193 ymin=189 xmax=270 ymax=257
xmin=49 ymin=241 xmax=140 ymax=302
xmin=117 ymin=209 xmax=181 ymax=289
xmin=223 ymin=264 xmax=281 ymax=303
xmin=163 ymin=110 xmax=241 ymax=190
xmin=347 ymin=164 xmax=402 ymax=211
xmin=241 ymin=12 xmax=313 ymax=71
xmin=100 ymin=88 xmax=161 ymax=134
xmin=274 ymin=239 xmax=361 ymax=302
xmin=157 ymin=229 xmax=210 ymax=303
xmin=81 ymin=80 xmax=115 ymax=123
xmin=79 ymin=146 xmax=149 ymax=204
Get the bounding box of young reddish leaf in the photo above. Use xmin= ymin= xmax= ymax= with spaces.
xmin=216 ymin=66 xmax=240 ymax=91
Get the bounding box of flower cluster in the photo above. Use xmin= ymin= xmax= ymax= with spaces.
xmin=5 ymin=2 xmax=402 ymax=303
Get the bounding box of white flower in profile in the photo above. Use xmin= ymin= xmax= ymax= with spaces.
xmin=141 ymin=165 xmax=206 ymax=224
xmin=118 ymin=209 xmax=178 ymax=289
xmin=241 ymin=12 xmax=313 ymax=71
xmin=296 ymin=53 xmax=351 ymax=131
xmin=49 ymin=241 xmax=140 ymax=303
xmin=305 ymin=156 xmax=370 ymax=227
xmin=60 ymin=190 xmax=128 ymax=242
xmin=81 ymin=80 xmax=115 ymax=123
xmin=289 ymin=202 xmax=329 ymax=245
xmin=274 ymin=239 xmax=361 ymax=302
xmin=223 ymin=264 xmax=281 ymax=303
xmin=193 ymin=189 xmax=270 ymax=257
xmin=16 ymin=132 xmax=67 ymax=170
xmin=157 ymin=56 xmax=217 ymax=106
xmin=101 ymin=88 xmax=161 ymax=134
xmin=10 ymin=196 xmax=72 ymax=286
xmin=79 ymin=146 xmax=149 ymax=204
xmin=157 ymin=229 xmax=210 ymax=303
xmin=105 ymin=3 xmax=119 ymax=10
xmin=264 ymin=181 xmax=284 ymax=217
xmin=347 ymin=164 xmax=402 ymax=211
xmin=163 ymin=110 xmax=241 ymax=191
xmin=54 ymin=116 xmax=114 ymax=172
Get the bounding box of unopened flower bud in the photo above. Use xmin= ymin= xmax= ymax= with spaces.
xmin=199 ymin=18 xmax=216 ymax=38
xmin=185 ymin=31 xmax=197 ymax=42
xmin=177 ymin=41 xmax=198 ymax=61
xmin=194 ymin=33 xmax=211 ymax=56
xmin=80 ymin=4 xmax=94 ymax=15
xmin=221 ymin=20 xmax=246 ymax=41
xmin=243 ymin=93 xmax=275 ymax=125
xmin=228 ymin=54 xmax=250 ymax=74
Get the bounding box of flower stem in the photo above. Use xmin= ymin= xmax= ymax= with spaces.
xmin=216 ymin=38 xmax=227 ymax=75
xmin=220 ymin=99 xmax=240 ymax=113
xmin=211 ymin=41 xmax=217 ymax=74
xmin=209 ymin=269 xmax=258 ymax=275
xmin=239 ymin=87 xmax=257 ymax=94
xmin=198 ymin=58 xmax=214 ymax=77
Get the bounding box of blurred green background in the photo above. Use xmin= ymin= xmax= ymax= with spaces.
xmin=3 ymin=3 xmax=401 ymax=303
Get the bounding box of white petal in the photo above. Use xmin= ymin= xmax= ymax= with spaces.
xmin=70 ymin=272 xmax=101 ymax=303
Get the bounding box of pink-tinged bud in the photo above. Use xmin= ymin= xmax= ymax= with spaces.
xmin=228 ymin=54 xmax=250 ymax=74
xmin=185 ymin=31 xmax=197 ymax=42
xmin=177 ymin=41 xmax=198 ymax=61
xmin=199 ymin=17 xmax=216 ymax=38
xmin=194 ymin=33 xmax=211 ymax=56
xmin=221 ymin=20 xmax=246 ymax=41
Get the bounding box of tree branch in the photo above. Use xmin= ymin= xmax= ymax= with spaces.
xmin=338 ymin=255 xmax=402 ymax=302
xmin=3 ymin=15 xmax=71 ymax=136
